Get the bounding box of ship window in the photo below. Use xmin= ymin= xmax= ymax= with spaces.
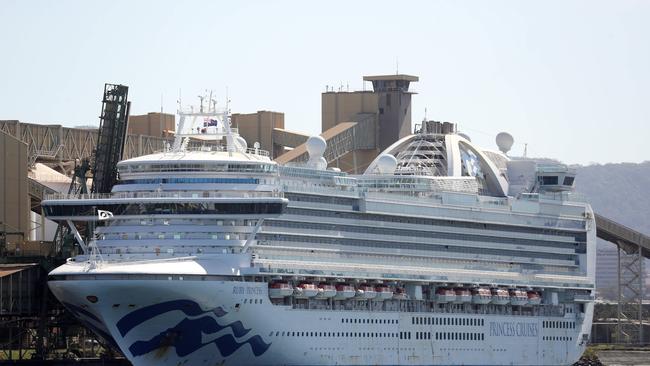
xmin=563 ymin=176 xmax=575 ymax=186
xmin=540 ymin=176 xmax=558 ymax=185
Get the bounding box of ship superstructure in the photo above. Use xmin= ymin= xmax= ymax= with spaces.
xmin=44 ymin=103 xmax=595 ymax=366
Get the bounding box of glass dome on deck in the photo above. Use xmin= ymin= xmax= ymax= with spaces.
xmin=365 ymin=122 xmax=509 ymax=197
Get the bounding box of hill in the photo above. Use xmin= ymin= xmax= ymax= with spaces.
xmin=574 ymin=161 xmax=650 ymax=239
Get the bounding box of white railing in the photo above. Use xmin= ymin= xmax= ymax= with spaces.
xmin=520 ymin=192 xmax=587 ymax=203
xmin=154 ymin=144 xmax=270 ymax=157
xmin=44 ymin=190 xmax=283 ymax=200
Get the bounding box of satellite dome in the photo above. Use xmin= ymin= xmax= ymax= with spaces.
xmin=375 ymin=154 xmax=397 ymax=174
xmin=316 ymin=156 xmax=327 ymax=170
xmin=306 ymin=136 xmax=327 ymax=160
xmin=496 ymin=132 xmax=514 ymax=154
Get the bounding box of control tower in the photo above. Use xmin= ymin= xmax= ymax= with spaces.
xmin=303 ymin=74 xmax=419 ymax=172
xmin=362 ymin=74 xmax=418 ymax=151
xmin=321 ymin=74 xmax=418 ymax=153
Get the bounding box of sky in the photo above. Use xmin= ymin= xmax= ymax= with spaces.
xmin=1 ymin=0 xmax=648 ymax=165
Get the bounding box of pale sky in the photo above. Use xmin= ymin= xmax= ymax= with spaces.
xmin=1 ymin=0 xmax=648 ymax=165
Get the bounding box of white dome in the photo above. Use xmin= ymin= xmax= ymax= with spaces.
xmin=496 ymin=132 xmax=514 ymax=154
xmin=306 ymin=136 xmax=327 ymax=160
xmin=376 ymin=154 xmax=397 ymax=174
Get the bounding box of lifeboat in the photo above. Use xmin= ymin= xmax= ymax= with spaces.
xmin=294 ymin=283 xmax=318 ymax=298
xmin=527 ymin=291 xmax=542 ymax=305
xmin=471 ymin=287 xmax=492 ymax=304
xmin=454 ymin=288 xmax=472 ymax=303
xmin=316 ymin=283 xmax=336 ymax=298
xmin=393 ymin=287 xmax=409 ymax=300
xmin=435 ymin=288 xmax=456 ymax=303
xmin=510 ymin=289 xmax=528 ymax=306
xmin=491 ymin=288 xmax=510 ymax=305
xmin=375 ymin=285 xmax=394 ymax=300
xmin=358 ymin=284 xmax=377 ymax=299
xmin=334 ymin=284 xmax=356 ymax=300
xmin=269 ymin=282 xmax=293 ymax=298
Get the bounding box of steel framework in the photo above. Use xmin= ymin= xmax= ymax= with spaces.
xmin=0 ymin=120 xmax=172 ymax=168
xmin=616 ymin=243 xmax=646 ymax=344
xmin=91 ymin=84 xmax=130 ymax=194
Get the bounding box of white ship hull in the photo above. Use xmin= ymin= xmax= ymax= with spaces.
xmin=42 ymin=117 xmax=597 ymax=366
xmin=49 ymin=274 xmax=591 ymax=366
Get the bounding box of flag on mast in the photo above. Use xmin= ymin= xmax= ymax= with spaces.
xmin=97 ymin=210 xmax=114 ymax=220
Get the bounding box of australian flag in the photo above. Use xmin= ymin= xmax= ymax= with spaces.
xmin=203 ymin=118 xmax=219 ymax=127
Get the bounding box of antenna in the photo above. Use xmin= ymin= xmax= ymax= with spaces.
xmin=198 ymin=95 xmax=205 ymax=113
xmin=424 ymin=107 xmax=427 ymax=120
xmin=160 ymin=93 xmax=163 ymax=113
xmin=396 ymin=57 xmax=399 ymax=74
xmin=225 ymin=86 xmax=231 ymax=114
xmin=523 ymin=143 xmax=528 ymax=158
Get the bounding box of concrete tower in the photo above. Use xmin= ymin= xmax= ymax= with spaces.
xmin=363 ymin=74 xmax=418 ymax=151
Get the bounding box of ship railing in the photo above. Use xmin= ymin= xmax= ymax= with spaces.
xmin=153 ymin=144 xmax=270 ymax=157
xmin=364 ymin=191 xmax=513 ymax=210
xmin=520 ymin=192 xmax=587 ymax=203
xmin=283 ymin=184 xmax=360 ymax=197
xmin=573 ymin=293 xmax=595 ymax=302
xmin=536 ymin=164 xmax=576 ymax=174
xmin=44 ymin=190 xmax=283 ymax=200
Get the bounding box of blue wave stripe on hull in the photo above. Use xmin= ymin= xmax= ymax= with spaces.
xmin=116 ymin=299 xmax=227 ymax=336
xmin=129 ymin=317 xmax=269 ymax=358
xmin=118 ymin=300 xmax=271 ymax=359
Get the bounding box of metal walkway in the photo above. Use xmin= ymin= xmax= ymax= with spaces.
xmin=0 ymin=120 xmax=172 ymax=165
xmin=596 ymin=214 xmax=650 ymax=258
xmin=275 ymin=113 xmax=376 ymax=165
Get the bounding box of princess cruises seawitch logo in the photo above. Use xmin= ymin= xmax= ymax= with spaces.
xmin=116 ymin=300 xmax=271 ymax=359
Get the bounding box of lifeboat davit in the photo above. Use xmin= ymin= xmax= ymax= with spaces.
xmin=375 ymin=285 xmax=394 ymax=300
xmin=358 ymin=284 xmax=377 ymax=299
xmin=454 ymin=288 xmax=472 ymax=303
xmin=510 ymin=289 xmax=528 ymax=306
xmin=491 ymin=288 xmax=510 ymax=305
xmin=269 ymin=282 xmax=293 ymax=298
xmin=393 ymin=287 xmax=409 ymax=300
xmin=471 ymin=287 xmax=492 ymax=304
xmin=294 ymin=283 xmax=318 ymax=298
xmin=334 ymin=284 xmax=356 ymax=300
xmin=316 ymin=283 xmax=336 ymax=298
xmin=435 ymin=288 xmax=456 ymax=303
xmin=527 ymin=291 xmax=542 ymax=305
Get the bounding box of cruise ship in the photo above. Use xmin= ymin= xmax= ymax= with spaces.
xmin=43 ymin=101 xmax=595 ymax=366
